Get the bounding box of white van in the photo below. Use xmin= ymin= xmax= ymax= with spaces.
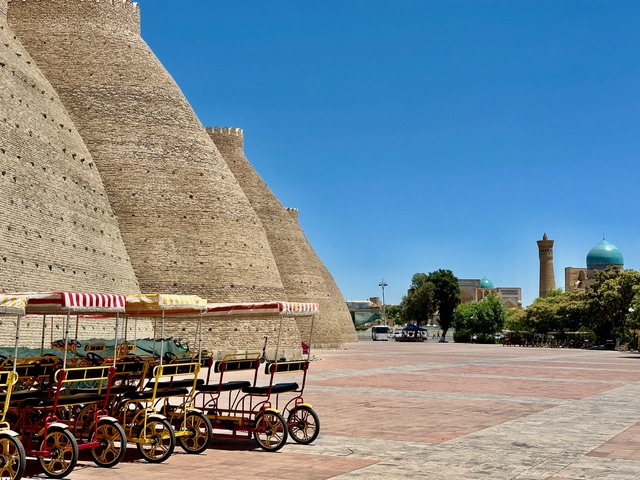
xmin=371 ymin=325 xmax=391 ymax=341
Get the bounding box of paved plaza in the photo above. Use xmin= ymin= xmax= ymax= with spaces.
xmin=25 ymin=339 xmax=640 ymax=479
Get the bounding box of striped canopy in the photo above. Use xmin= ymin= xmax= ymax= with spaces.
xmin=12 ymin=291 xmax=126 ymax=314
xmin=125 ymin=293 xmax=207 ymax=316
xmin=204 ymin=301 xmax=319 ymax=317
xmin=0 ymin=294 xmax=26 ymax=315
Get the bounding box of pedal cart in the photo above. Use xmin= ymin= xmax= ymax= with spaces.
xmin=3 ymin=291 xmax=128 ymax=478
xmin=0 ymin=294 xmax=28 ymax=480
xmin=195 ymin=301 xmax=320 ymax=451
xmin=115 ymin=293 xmax=213 ymax=462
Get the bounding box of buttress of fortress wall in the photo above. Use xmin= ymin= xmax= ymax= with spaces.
xmin=208 ymin=126 xmax=357 ymax=348
xmin=8 ymin=1 xmax=287 ymax=306
xmin=0 ymin=9 xmax=141 ymax=298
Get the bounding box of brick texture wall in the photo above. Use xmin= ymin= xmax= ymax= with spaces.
xmin=208 ymin=127 xmax=356 ymax=348
xmin=7 ymin=0 xmax=286 ymax=305
xmin=0 ymin=7 xmax=141 ymax=302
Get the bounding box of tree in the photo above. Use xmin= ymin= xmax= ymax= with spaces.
xmin=385 ymin=304 xmax=404 ymax=326
xmin=401 ymin=273 xmax=436 ymax=325
xmin=427 ymin=269 xmax=461 ymax=340
xmin=583 ymin=268 xmax=640 ymax=342
xmin=452 ymin=295 xmax=505 ymax=342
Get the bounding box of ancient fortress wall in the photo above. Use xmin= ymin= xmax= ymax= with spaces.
xmin=0 ymin=3 xmax=140 ymax=297
xmin=7 ymin=0 xmax=287 ymax=306
xmin=208 ymin=127 xmax=356 ymax=347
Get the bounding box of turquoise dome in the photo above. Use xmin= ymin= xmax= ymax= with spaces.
xmin=586 ymin=240 xmax=624 ymax=268
xmin=480 ymin=276 xmax=494 ymax=289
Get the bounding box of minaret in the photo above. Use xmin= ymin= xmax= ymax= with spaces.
xmin=537 ymin=233 xmax=556 ymax=297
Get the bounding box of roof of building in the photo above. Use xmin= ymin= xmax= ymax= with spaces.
xmin=586 ymin=240 xmax=624 ymax=268
xmin=480 ymin=276 xmax=495 ymax=289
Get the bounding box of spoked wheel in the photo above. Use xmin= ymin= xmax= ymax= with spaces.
xmin=287 ymin=406 xmax=320 ymax=444
xmin=37 ymin=427 xmax=79 ymax=479
xmin=253 ymin=411 xmax=288 ymax=452
xmin=89 ymin=419 xmax=127 ymax=468
xmin=136 ymin=417 xmax=175 ymax=463
xmin=0 ymin=433 xmax=26 ymax=480
xmin=177 ymin=411 xmax=213 ymax=454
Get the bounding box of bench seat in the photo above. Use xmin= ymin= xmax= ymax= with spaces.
xmin=242 ymin=382 xmax=299 ymax=395
xmin=196 ymin=380 xmax=251 ymax=393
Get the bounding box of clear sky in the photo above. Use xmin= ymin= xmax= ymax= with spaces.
xmin=137 ymin=0 xmax=640 ymax=307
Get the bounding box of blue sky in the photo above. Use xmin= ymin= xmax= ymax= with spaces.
xmin=138 ymin=1 xmax=640 ymax=307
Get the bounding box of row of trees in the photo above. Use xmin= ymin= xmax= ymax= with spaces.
xmin=506 ymin=267 xmax=640 ymax=343
xmin=392 ymin=266 xmax=640 ymax=345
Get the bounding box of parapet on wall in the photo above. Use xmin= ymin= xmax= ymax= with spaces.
xmin=8 ymin=0 xmax=140 ymax=35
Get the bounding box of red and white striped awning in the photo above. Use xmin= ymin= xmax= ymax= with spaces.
xmin=125 ymin=293 xmax=208 ymax=316
xmin=204 ymin=301 xmax=319 ymax=317
xmin=0 ymin=294 xmax=26 ymax=315
xmin=11 ymin=291 xmax=126 ymax=314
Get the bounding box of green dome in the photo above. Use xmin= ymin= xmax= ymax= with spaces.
xmin=586 ymin=240 xmax=624 ymax=268
xmin=480 ymin=276 xmax=494 ymax=289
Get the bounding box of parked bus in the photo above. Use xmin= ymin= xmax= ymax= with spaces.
xmin=371 ymin=325 xmax=391 ymax=341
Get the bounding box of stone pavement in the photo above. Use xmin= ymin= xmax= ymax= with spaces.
xmin=23 ymin=340 xmax=640 ymax=479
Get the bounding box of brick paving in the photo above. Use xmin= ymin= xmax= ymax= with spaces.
xmin=22 ymin=340 xmax=640 ymax=479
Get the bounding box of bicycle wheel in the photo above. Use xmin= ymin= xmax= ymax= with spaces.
xmin=136 ymin=417 xmax=175 ymax=463
xmin=287 ymin=405 xmax=320 ymax=444
xmin=37 ymin=427 xmax=79 ymax=479
xmin=89 ymin=419 xmax=127 ymax=468
xmin=0 ymin=433 xmax=26 ymax=480
xmin=253 ymin=411 xmax=288 ymax=452
xmin=177 ymin=411 xmax=212 ymax=454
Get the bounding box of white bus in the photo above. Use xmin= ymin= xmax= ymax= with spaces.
xmin=371 ymin=325 xmax=391 ymax=341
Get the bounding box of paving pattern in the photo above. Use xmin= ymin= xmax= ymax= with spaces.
xmin=22 ymin=340 xmax=640 ymax=479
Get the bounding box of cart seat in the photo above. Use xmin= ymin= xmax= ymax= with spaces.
xmin=196 ymin=380 xmax=251 ymax=393
xmin=123 ymin=387 xmax=189 ymax=401
xmin=72 ymin=384 xmax=137 ymax=396
xmin=146 ymin=378 xmax=204 ymax=390
xmin=22 ymin=392 xmax=103 ymax=408
xmin=0 ymin=389 xmax=49 ymax=403
xmin=242 ymin=382 xmax=299 ymax=395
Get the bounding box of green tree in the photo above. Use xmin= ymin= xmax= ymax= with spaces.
xmin=427 ymin=269 xmax=461 ymax=340
xmin=385 ymin=304 xmax=404 ymax=326
xmin=401 ymin=274 xmax=436 ymax=325
xmin=583 ymin=268 xmax=640 ymax=342
xmin=505 ymin=306 xmax=527 ymax=332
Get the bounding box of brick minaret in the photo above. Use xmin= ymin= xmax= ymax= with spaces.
xmin=537 ymin=233 xmax=556 ymax=298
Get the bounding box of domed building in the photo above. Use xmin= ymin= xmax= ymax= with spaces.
xmin=565 ymin=239 xmax=624 ymax=292
xmin=459 ymin=277 xmax=522 ymax=308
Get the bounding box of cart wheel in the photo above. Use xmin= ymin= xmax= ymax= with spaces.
xmin=0 ymin=433 xmax=26 ymax=480
xmin=89 ymin=419 xmax=127 ymax=468
xmin=136 ymin=417 xmax=175 ymax=463
xmin=177 ymin=411 xmax=213 ymax=454
xmin=37 ymin=427 xmax=79 ymax=479
xmin=253 ymin=411 xmax=288 ymax=452
xmin=287 ymin=406 xmax=320 ymax=444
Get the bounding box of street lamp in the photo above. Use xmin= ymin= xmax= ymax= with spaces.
xmin=379 ymin=278 xmax=388 ymax=326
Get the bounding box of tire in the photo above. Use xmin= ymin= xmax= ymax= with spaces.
xmin=37 ymin=427 xmax=79 ymax=479
xmin=287 ymin=405 xmax=320 ymax=445
xmin=253 ymin=411 xmax=288 ymax=452
xmin=136 ymin=417 xmax=175 ymax=463
xmin=0 ymin=433 xmax=26 ymax=480
xmin=176 ymin=411 xmax=212 ymax=454
xmin=89 ymin=419 xmax=127 ymax=468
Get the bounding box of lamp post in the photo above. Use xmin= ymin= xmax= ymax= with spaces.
xmin=379 ymin=278 xmax=388 ymax=326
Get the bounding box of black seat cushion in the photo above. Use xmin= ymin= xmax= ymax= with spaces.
xmin=196 ymin=380 xmax=251 ymax=393
xmin=242 ymin=382 xmax=299 ymax=395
